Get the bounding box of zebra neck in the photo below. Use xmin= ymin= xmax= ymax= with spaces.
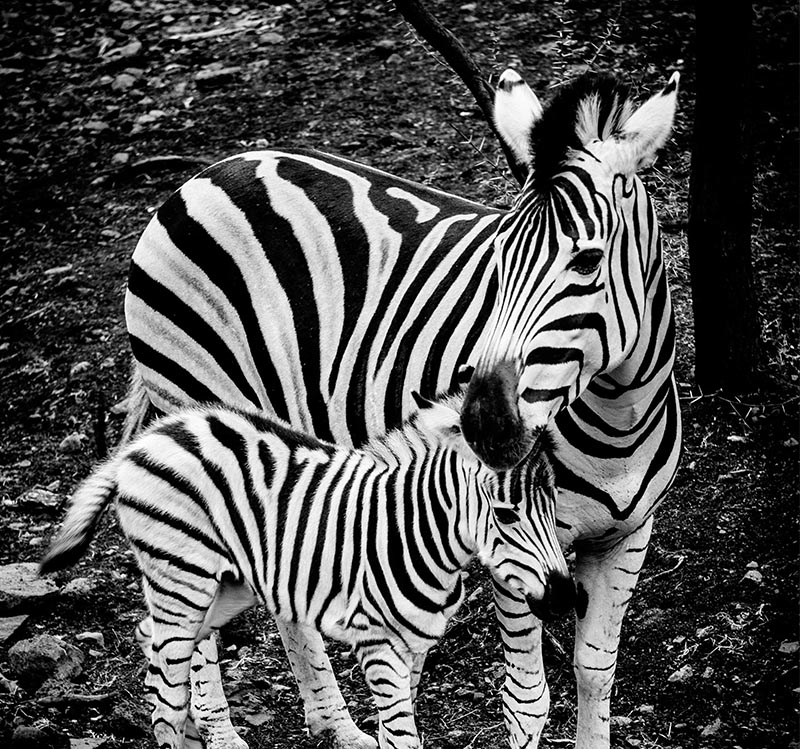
xmin=365 ymin=448 xmax=479 ymax=593
xmin=588 ymin=237 xmax=675 ymax=425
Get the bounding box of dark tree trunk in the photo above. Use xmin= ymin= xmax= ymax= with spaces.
xmin=687 ymin=0 xmax=760 ymax=392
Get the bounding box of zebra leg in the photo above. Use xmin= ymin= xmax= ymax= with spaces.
xmin=356 ymin=644 xmax=418 ymax=749
xmin=276 ymin=619 xmax=378 ymax=749
xmin=191 ymin=634 xmax=248 ymax=749
xmin=492 ymin=578 xmax=549 ymax=749
xmin=135 ymin=618 xmax=205 ymax=749
xmin=572 ymin=518 xmax=654 ymax=749
xmin=144 ymin=616 xmax=198 ymax=748
xmin=409 ymin=651 xmax=427 ymax=709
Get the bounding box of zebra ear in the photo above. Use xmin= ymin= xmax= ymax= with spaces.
xmin=494 ymin=68 xmax=543 ymax=170
xmin=606 ymin=72 xmax=679 ymax=175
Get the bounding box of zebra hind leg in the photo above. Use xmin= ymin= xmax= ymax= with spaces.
xmin=276 ymin=620 xmax=378 ymax=749
xmin=136 ymin=618 xmax=205 ymax=749
xmin=492 ymin=577 xmax=549 ymax=749
xmin=572 ymin=518 xmax=654 ymax=749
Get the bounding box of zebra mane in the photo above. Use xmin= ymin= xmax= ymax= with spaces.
xmin=529 ymin=72 xmax=635 ymax=190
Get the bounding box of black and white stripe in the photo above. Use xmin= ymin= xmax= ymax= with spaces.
xmin=42 ymin=393 xmax=569 ymax=749
xmin=122 ymin=69 xmax=682 ymax=749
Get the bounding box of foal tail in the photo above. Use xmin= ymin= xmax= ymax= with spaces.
xmin=39 ymin=459 xmax=118 ymax=575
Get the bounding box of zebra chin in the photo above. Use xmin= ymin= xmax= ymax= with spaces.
xmin=525 ymin=572 xmax=576 ymax=622
xmin=461 ymin=361 xmax=544 ymax=470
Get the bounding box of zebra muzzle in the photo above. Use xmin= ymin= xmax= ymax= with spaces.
xmin=526 ymin=572 xmax=576 ymax=621
xmin=461 ymin=361 xmax=539 ymax=470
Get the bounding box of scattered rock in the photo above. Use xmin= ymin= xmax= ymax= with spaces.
xmin=781 ymin=437 xmax=798 ymax=448
xmin=44 ymin=264 xmax=74 ymax=276
xmin=8 ymin=635 xmax=84 ymax=691
xmin=0 ymin=614 xmax=29 ymax=644
xmin=384 ymin=53 xmax=404 ymax=65
xmin=610 ymin=715 xmax=633 ymax=727
xmin=70 ymin=739 xmax=109 ymax=749
xmin=103 ymin=40 xmax=142 ymax=64
xmin=58 ymin=433 xmax=86 ymax=453
xmin=69 ymin=361 xmax=91 ymax=377
xmin=111 ymin=151 xmax=131 ymax=165
xmin=76 ymin=631 xmax=105 ymax=649
xmin=11 ymin=724 xmax=70 ymax=749
xmin=195 ymin=65 xmax=243 ymax=88
xmin=60 ymin=577 xmax=97 ymax=599
xmin=667 ymin=664 xmax=694 ymax=683
xmin=0 ymin=562 xmax=59 ymax=614
xmin=742 ymin=569 xmax=763 ymax=584
xmin=111 ymin=72 xmax=137 ymax=91
xmin=779 ymin=640 xmax=799 ymax=654
xmin=259 ymin=31 xmax=285 ymax=44
xmin=700 ymin=717 xmax=722 ymax=736
xmin=13 ymin=488 xmax=64 ymax=512
xmin=243 ymin=710 xmax=273 ymax=727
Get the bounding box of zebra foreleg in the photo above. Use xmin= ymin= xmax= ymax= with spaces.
xmin=572 ymin=518 xmax=653 ymax=749
xmin=276 ymin=619 xmax=378 ymax=749
xmin=492 ymin=578 xmax=549 ymax=749
xmin=356 ymin=643 xmax=419 ymax=749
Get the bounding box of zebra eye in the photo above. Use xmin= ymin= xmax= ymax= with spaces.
xmin=494 ymin=506 xmax=518 ymax=525
xmin=568 ymin=248 xmax=604 ymax=276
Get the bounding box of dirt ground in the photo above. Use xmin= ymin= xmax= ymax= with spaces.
xmin=1 ymin=1 xmax=797 ymax=748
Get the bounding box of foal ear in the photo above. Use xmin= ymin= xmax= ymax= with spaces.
xmin=411 ymin=391 xmax=474 ymax=457
xmin=607 ymin=72 xmax=680 ymax=175
xmin=494 ymin=68 xmax=543 ymax=170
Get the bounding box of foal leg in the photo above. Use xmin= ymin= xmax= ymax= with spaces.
xmin=135 ymin=618 xmax=204 ymax=749
xmin=277 ymin=619 xmax=377 ymax=748
xmin=572 ymin=518 xmax=653 ymax=749
xmin=493 ymin=578 xmax=549 ymax=749
xmin=356 ymin=643 xmax=419 ymax=749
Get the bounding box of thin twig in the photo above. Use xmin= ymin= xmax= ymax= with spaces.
xmin=639 ymin=555 xmax=686 ymax=586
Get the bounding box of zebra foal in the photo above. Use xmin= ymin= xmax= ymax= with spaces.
xmin=41 ymin=391 xmax=573 ymax=749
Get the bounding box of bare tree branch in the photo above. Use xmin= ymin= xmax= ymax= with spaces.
xmin=392 ymin=0 xmax=527 ymax=185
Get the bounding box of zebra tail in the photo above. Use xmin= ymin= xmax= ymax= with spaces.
xmin=39 ymin=459 xmax=118 ymax=575
xmin=120 ymin=364 xmax=154 ymax=445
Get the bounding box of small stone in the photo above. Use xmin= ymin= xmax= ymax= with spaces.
xmin=781 ymin=437 xmax=798 ymax=448
xmin=779 ymin=641 xmax=800 ymax=654
xmin=43 ymin=264 xmax=74 ymax=276
xmin=385 ymin=53 xmax=404 ymax=65
xmin=76 ymin=631 xmax=105 ymax=648
xmin=243 ymin=710 xmax=273 ymax=727
xmin=8 ymin=635 xmax=84 ymax=691
xmin=259 ymin=31 xmax=285 ymax=44
xmin=11 ymin=724 xmax=70 ymax=749
xmin=746 ymin=561 xmax=759 ymax=569
xmin=14 ymin=488 xmax=64 ymax=512
xmin=104 ymin=39 xmax=142 ymax=63
xmin=111 ymin=72 xmax=136 ymax=91
xmin=60 ymin=577 xmax=97 ymax=599
xmin=70 ymin=739 xmax=109 ymax=749
xmin=0 ymin=614 xmax=29 ymax=644
xmin=84 ymin=120 xmax=110 ymax=133
xmin=611 ymin=716 xmax=633 ymax=727
xmin=667 ymin=664 xmax=694 ymax=683
xmin=111 ymin=151 xmax=131 ymax=165
xmin=742 ymin=569 xmax=763 ymax=584
xmin=70 ymin=361 xmax=91 ymax=377
xmin=0 ymin=562 xmax=58 ymax=614
xmin=100 ymin=357 xmax=116 ymax=369
xmin=195 ymin=65 xmax=242 ymax=88
xmin=58 ymin=433 xmax=86 ymax=453
xmin=700 ymin=717 xmax=722 ymax=737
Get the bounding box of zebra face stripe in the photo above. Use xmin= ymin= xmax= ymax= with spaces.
xmin=463 ymin=156 xmax=654 ymax=469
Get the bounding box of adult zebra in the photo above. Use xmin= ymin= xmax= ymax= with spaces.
xmin=123 ymin=70 xmax=681 ymax=749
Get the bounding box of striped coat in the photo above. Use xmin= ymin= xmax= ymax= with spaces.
xmin=42 ymin=392 xmax=571 ymax=749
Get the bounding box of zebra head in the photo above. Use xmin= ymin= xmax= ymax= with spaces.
xmin=462 ymin=70 xmax=680 ymax=469
xmin=413 ymin=391 xmax=573 ymax=620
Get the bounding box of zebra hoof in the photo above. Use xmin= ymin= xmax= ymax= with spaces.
xmin=324 ymin=724 xmax=378 ymax=749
